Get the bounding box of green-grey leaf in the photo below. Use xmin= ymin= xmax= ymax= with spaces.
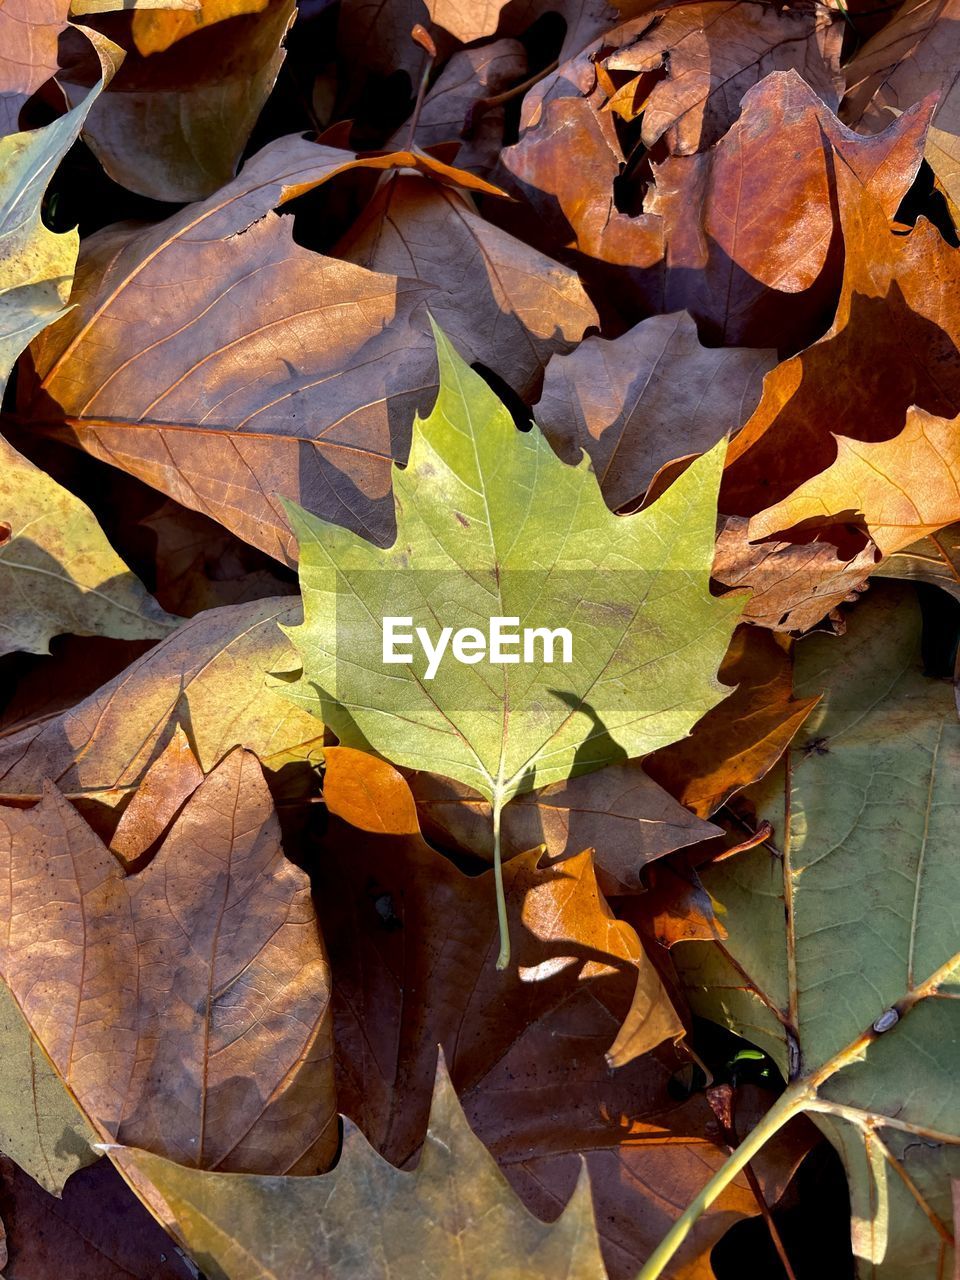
xmin=0 ymin=981 xmax=98 ymax=1194
xmin=0 ymin=40 xmax=118 ymax=383
xmin=114 ymin=1055 xmax=608 ymax=1280
xmin=0 ymin=435 xmax=179 ymax=657
xmin=0 ymin=44 xmax=179 ymax=658
xmin=674 ymin=585 xmax=960 ymax=1279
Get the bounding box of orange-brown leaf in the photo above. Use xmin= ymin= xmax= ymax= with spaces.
xmin=642 ymin=70 xmax=932 ymax=347
xmin=748 ymin=407 xmax=960 ymax=556
xmin=722 ymin=130 xmax=958 ymax=515
xmin=109 ymin=726 xmax=203 ymax=867
xmin=645 ymin=625 xmax=818 ymax=816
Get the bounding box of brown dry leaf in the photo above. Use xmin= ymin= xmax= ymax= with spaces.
xmin=0 ymin=0 xmax=69 ymax=136
xmin=712 ymin=515 xmax=880 ymax=632
xmin=0 ymin=1155 xmax=193 ymax=1280
xmin=388 ymin=39 xmax=527 ymax=175
xmin=875 ymin=521 xmax=960 ymax=600
xmin=335 ymin=173 xmax=598 ymax=391
xmin=0 ymin=747 xmax=337 ymax=1172
xmin=843 ymin=0 xmax=960 ymax=212
xmin=642 ymin=70 xmax=932 ymax=347
xmin=644 ymin=624 xmax=818 ymax=817
xmin=59 ymin=0 xmax=297 ymax=201
xmin=425 ymin=0 xmax=511 ymax=42
xmin=749 ymin=406 xmax=960 ymax=555
xmin=321 ymin=746 xmax=683 ymax=1146
xmin=496 ymin=91 xmax=664 ymax=272
xmin=623 ymin=861 xmax=728 ymax=949
xmin=723 ymin=139 xmax=960 ymax=516
xmin=319 ymin=747 xmax=813 ymax=1280
xmin=23 ymin=135 xmax=590 ymax=564
xmin=604 ymin=0 xmax=843 ymax=153
xmin=408 ymin=762 xmax=721 ymax=895
xmin=109 ymin=725 xmax=203 ymax=866
xmin=0 ymin=597 xmax=322 ymax=807
xmin=536 ymin=310 xmax=774 ymax=510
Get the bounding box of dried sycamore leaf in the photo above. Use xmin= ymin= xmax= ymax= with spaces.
xmin=644 ymin=624 xmax=818 ymax=818
xmin=674 ymin=585 xmax=960 ymax=1280
xmin=496 ymin=92 xmax=663 ymax=272
xmin=712 ymin=515 xmax=880 ymax=632
xmin=335 ymin=173 xmax=598 ymax=399
xmin=642 ymin=70 xmax=931 ymax=347
xmin=0 ymin=598 xmax=322 ymax=806
xmin=60 ymin=0 xmax=296 ymax=201
xmin=0 ymin=748 xmax=337 ymax=1173
xmin=749 ymin=406 xmax=960 ymax=556
xmin=536 ymin=311 xmax=774 ymax=510
xmin=605 ymin=1 xmax=843 ymax=153
xmin=843 ymin=0 xmax=960 ymax=213
xmin=22 ymin=136 xmax=585 ymax=564
xmin=723 ymin=137 xmax=960 ymax=516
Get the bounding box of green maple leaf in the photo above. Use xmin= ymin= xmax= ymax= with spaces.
xmin=284 ymin=323 xmax=741 ymax=965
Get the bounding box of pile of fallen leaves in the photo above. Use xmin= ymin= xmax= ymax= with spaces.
xmin=1 ymin=0 xmax=959 ymax=1276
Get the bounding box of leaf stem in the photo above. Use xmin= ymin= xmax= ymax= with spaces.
xmin=406 ymin=25 xmax=436 ymax=150
xmin=492 ymin=791 xmax=510 ymax=970
xmin=636 ymin=1081 xmax=810 ymax=1280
